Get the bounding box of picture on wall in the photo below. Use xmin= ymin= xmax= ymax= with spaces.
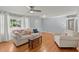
xmin=68 ymin=19 xmax=74 ymax=31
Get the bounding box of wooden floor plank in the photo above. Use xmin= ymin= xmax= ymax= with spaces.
xmin=0 ymin=32 xmax=78 ymax=52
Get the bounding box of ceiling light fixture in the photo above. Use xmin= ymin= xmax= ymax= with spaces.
xmin=42 ymin=14 xmax=46 ymax=18
xmin=30 ymin=10 xmax=34 ymax=13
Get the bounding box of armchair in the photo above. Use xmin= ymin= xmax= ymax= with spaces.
xmin=54 ymin=30 xmax=79 ymax=48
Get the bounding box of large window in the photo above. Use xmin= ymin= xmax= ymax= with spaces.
xmin=10 ymin=18 xmax=21 ymax=27
xmin=9 ymin=15 xmax=30 ymax=29
xmin=0 ymin=12 xmax=30 ymax=40
xmin=9 ymin=15 xmax=22 ymax=28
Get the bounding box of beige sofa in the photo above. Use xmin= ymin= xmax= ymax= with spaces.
xmin=54 ymin=30 xmax=79 ymax=48
xmin=11 ymin=28 xmax=41 ymax=46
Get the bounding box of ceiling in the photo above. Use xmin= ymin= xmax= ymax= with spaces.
xmin=0 ymin=6 xmax=79 ymax=17
xmin=35 ymin=6 xmax=78 ymax=17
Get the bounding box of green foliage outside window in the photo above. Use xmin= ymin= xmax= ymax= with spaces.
xmin=10 ymin=19 xmax=21 ymax=27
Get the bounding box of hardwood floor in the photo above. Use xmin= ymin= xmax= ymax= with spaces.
xmin=0 ymin=32 xmax=78 ymax=52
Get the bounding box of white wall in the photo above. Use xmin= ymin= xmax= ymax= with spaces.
xmin=29 ymin=16 xmax=43 ymax=32
xmin=29 ymin=15 xmax=68 ymax=33
xmin=42 ymin=16 xmax=67 ymax=32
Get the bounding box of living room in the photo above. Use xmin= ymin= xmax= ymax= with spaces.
xmin=0 ymin=6 xmax=79 ymax=52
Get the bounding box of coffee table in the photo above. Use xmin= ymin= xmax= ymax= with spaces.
xmin=28 ymin=36 xmax=42 ymax=49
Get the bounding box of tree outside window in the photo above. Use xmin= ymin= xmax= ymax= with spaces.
xmin=10 ymin=19 xmax=21 ymax=27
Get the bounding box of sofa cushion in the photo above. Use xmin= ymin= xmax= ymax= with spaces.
xmin=12 ymin=28 xmax=32 ymax=36
xmin=24 ymin=28 xmax=32 ymax=35
xmin=64 ymin=30 xmax=74 ymax=36
xmin=12 ymin=30 xmax=21 ymax=37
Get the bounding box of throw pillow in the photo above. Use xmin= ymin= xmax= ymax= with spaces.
xmin=33 ymin=29 xmax=39 ymax=33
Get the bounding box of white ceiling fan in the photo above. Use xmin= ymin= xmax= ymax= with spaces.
xmin=28 ymin=6 xmax=42 ymax=13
